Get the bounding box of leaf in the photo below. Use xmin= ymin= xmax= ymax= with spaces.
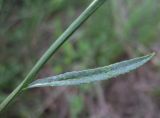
xmin=27 ymin=53 xmax=155 ymax=89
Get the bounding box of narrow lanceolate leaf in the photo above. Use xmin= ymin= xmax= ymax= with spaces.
xmin=28 ymin=53 xmax=155 ymax=88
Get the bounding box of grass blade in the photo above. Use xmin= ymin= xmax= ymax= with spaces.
xmin=28 ymin=53 xmax=155 ymax=88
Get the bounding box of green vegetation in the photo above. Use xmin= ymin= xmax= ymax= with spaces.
xmin=0 ymin=0 xmax=107 ymax=112
xmin=0 ymin=0 xmax=159 ymax=117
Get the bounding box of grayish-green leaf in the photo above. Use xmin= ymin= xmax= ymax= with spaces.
xmin=28 ymin=53 xmax=155 ymax=88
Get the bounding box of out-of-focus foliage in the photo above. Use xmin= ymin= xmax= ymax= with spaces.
xmin=0 ymin=0 xmax=160 ymax=117
xmin=69 ymin=94 xmax=84 ymax=118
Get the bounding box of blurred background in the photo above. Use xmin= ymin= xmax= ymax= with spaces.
xmin=0 ymin=0 xmax=160 ymax=117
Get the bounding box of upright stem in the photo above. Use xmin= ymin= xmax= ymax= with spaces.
xmin=0 ymin=0 xmax=107 ymax=112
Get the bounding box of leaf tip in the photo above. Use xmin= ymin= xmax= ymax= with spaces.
xmin=151 ymin=52 xmax=156 ymax=57
xmin=148 ymin=52 xmax=156 ymax=60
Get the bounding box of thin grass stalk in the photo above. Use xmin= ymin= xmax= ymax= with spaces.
xmin=0 ymin=0 xmax=107 ymax=112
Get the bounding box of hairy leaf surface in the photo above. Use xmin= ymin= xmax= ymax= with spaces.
xmin=28 ymin=53 xmax=155 ymax=88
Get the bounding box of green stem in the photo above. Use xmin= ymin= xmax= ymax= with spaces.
xmin=0 ymin=0 xmax=107 ymax=112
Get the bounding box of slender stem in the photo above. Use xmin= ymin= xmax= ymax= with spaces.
xmin=0 ymin=0 xmax=107 ymax=112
